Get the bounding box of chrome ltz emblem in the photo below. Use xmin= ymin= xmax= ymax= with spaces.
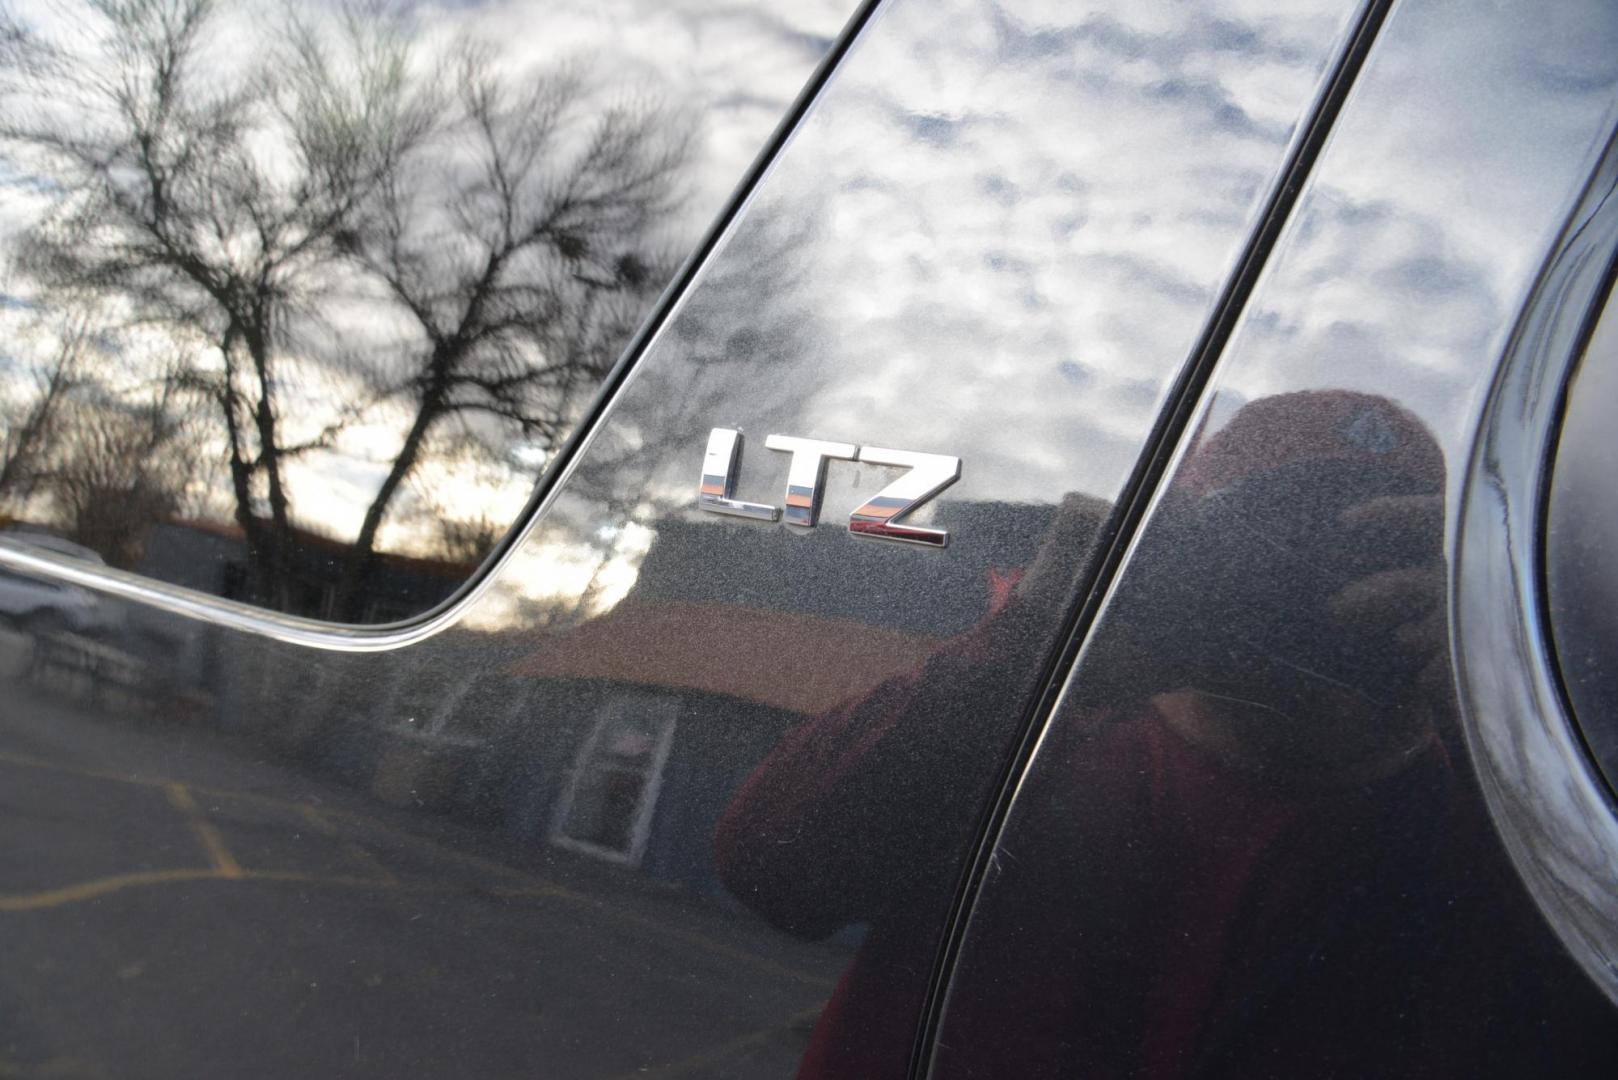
xmin=699 ymin=428 xmax=961 ymax=547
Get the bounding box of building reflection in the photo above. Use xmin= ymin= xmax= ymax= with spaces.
xmin=0 ymin=492 xmax=1081 ymax=1075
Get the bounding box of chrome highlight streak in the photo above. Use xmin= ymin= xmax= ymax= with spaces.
xmin=1452 ymin=129 xmax=1618 ymax=1006
xmin=848 ymin=447 xmax=961 ymax=547
xmin=698 ymin=428 xmax=781 ymax=522
xmin=765 ymin=435 xmax=859 ymax=527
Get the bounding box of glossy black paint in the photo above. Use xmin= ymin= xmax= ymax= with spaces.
xmin=0 ymin=1 xmax=1367 ymax=1076
xmin=2 ymin=1 xmax=1617 ymax=1078
xmin=932 ymin=0 xmax=1618 ymax=1074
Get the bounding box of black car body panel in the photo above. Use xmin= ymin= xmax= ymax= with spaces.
xmin=1 ymin=0 xmax=1616 ymax=1077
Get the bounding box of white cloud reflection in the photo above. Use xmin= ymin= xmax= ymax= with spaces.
xmin=527 ymin=0 xmax=1356 ymax=510
xmin=17 ymin=0 xmax=1612 ymax=630
xmin=474 ymin=0 xmax=1618 ymax=631
xmin=450 ymin=0 xmax=1363 ymax=627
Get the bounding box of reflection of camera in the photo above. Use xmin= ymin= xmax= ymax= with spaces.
xmin=1137 ymin=454 xmax=1439 ymax=727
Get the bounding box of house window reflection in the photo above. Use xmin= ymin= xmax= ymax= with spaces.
xmin=551 ymin=697 xmax=677 ymax=865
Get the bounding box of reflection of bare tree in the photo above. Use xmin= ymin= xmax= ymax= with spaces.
xmin=334 ymin=50 xmax=691 ymax=616
xmin=3 ymin=0 xmax=701 ymax=619
xmin=399 ymin=428 xmax=509 ymax=566
xmin=47 ymin=373 xmax=196 ymax=567
xmin=1 ymin=0 xmax=718 ymax=625
xmin=2 ymin=0 xmax=434 ymax=605
xmin=0 ymin=308 xmax=90 ymax=502
xmin=0 ymin=304 xmax=197 ymax=565
xmin=551 ymin=204 xmax=829 ymax=622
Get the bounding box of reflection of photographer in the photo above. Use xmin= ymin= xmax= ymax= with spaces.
xmin=933 ymin=391 xmax=1468 ymax=1078
xmin=1042 ymin=391 xmax=1457 ymax=1075
xmin=936 ymin=391 xmax=1612 ymax=1078
xmin=718 ymin=390 xmax=1504 ymax=1079
xmin=714 ymin=491 xmax=1107 ymax=1077
xmin=1127 ymin=390 xmax=1450 ymax=790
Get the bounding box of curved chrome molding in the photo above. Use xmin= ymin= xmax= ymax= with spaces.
xmin=0 ymin=381 xmax=636 ymax=651
xmin=1453 ymin=129 xmax=1618 ymax=1004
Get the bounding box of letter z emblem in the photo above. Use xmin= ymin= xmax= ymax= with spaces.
xmin=698 ymin=429 xmax=961 ymax=547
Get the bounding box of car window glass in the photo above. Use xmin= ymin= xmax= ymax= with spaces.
xmin=0 ymin=0 xmax=861 ymax=622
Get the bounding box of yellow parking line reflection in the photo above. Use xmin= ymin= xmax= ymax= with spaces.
xmin=163 ymin=783 xmax=243 ymax=879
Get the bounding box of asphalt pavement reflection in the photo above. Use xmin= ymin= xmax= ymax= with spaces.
xmin=0 ymin=683 xmax=842 ymax=1080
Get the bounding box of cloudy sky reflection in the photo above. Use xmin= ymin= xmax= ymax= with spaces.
xmin=472 ymin=0 xmax=1360 ymax=632
xmin=606 ymin=0 xmax=1359 ymax=518
xmin=1203 ymin=0 xmax=1618 ymax=453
